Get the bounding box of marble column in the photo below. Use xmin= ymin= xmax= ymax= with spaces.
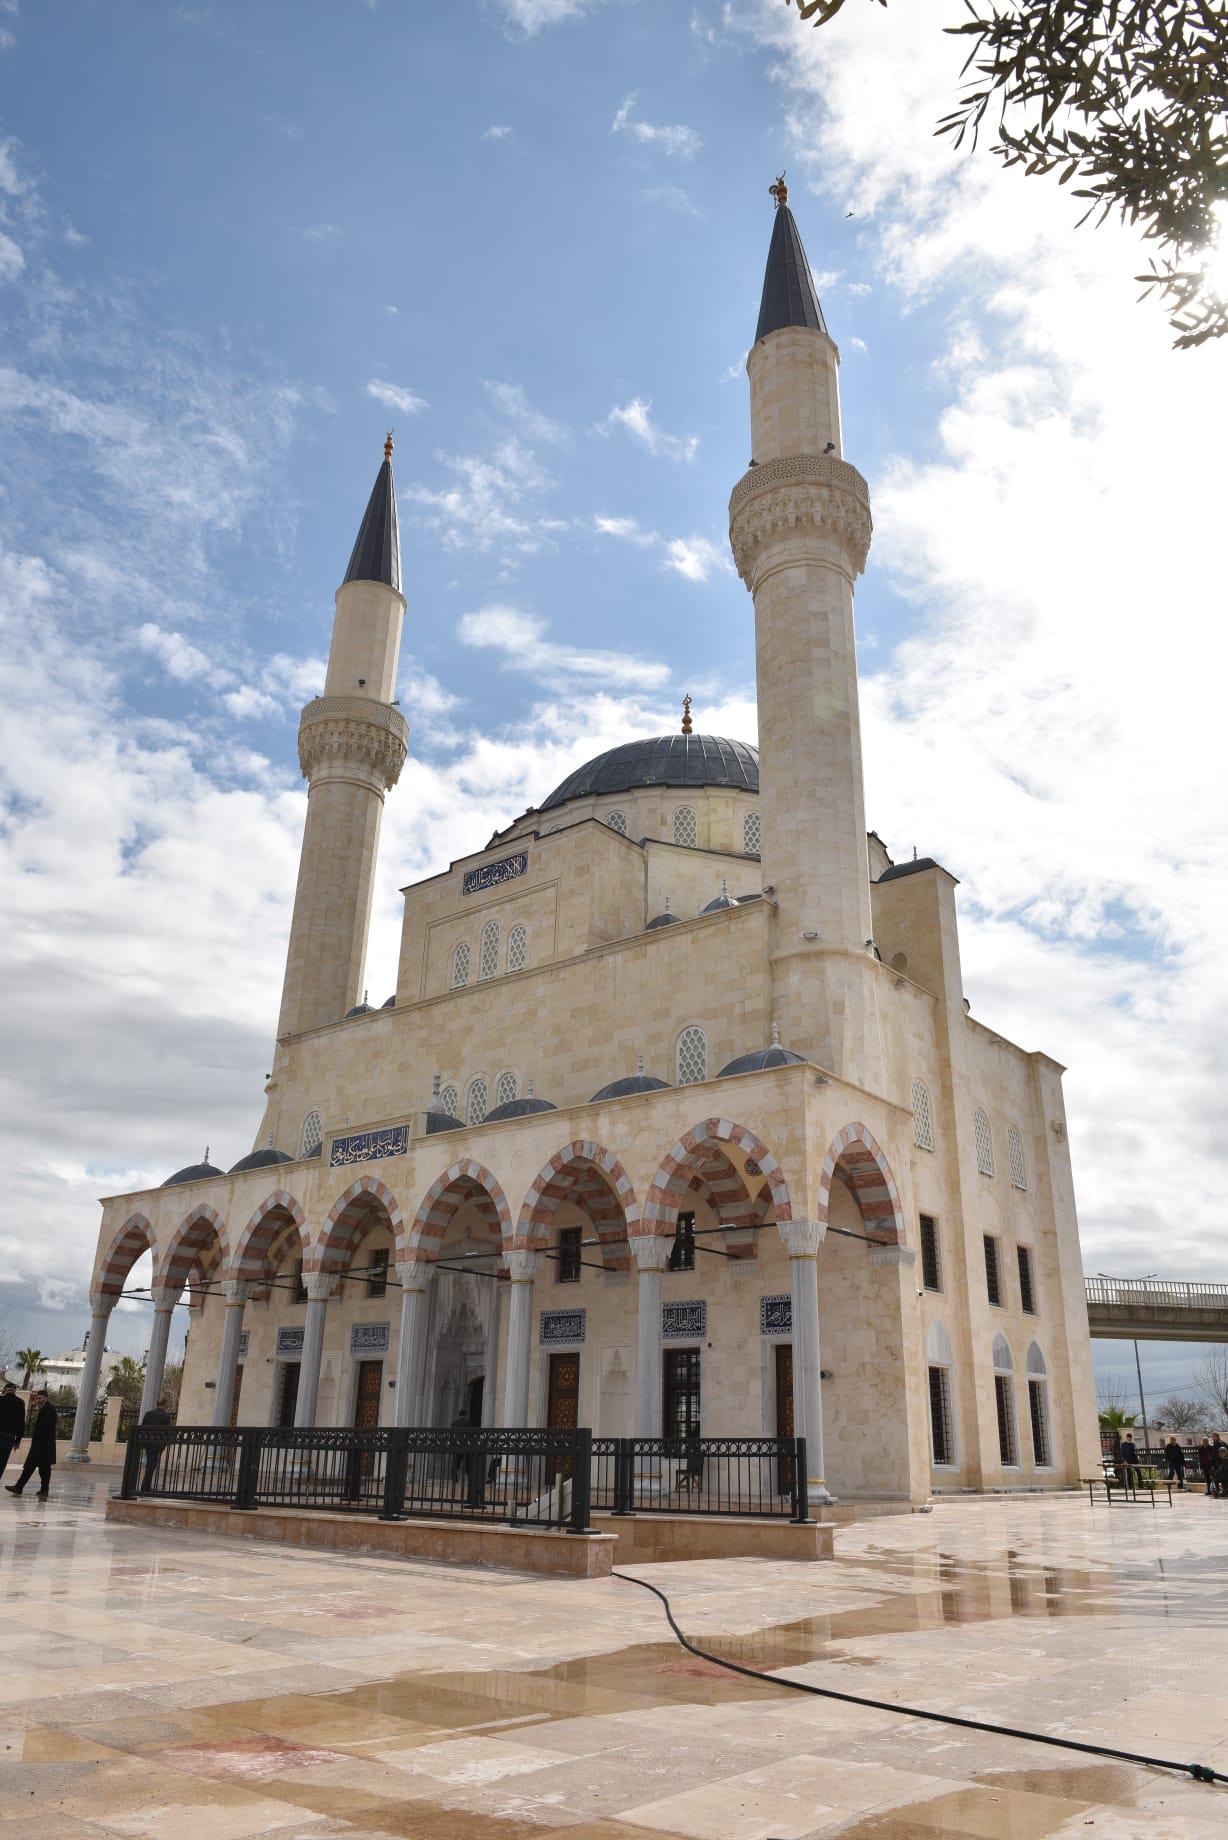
xmin=500 ymin=1250 xmax=540 ymax=1427
xmin=139 ymin=1285 xmax=180 ymax=1419
xmin=628 ymin=1235 xmax=670 ymax=1438
xmin=481 ymin=1277 xmax=504 ymax=1427
xmin=780 ymin=1218 xmax=833 ymax=1504
xmin=212 ymin=1281 xmax=252 ymax=1427
xmin=393 ymin=1258 xmax=435 ymax=1428
xmin=65 ymin=1300 xmax=114 ymax=1461
xmin=294 ymin=1273 xmax=333 ymax=1427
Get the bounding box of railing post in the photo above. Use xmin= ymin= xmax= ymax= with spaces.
xmin=119 ymin=1428 xmax=141 ymax=1501
xmin=233 ymin=1428 xmax=261 ymax=1511
xmin=568 ymin=1428 xmax=592 ymax=1534
xmin=612 ymin=1437 xmax=634 ymax=1515
xmin=792 ymin=1437 xmax=809 ymax=1522
xmin=379 ymin=1430 xmax=409 ymax=1521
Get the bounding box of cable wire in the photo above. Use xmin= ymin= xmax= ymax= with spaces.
xmin=613 ymin=1570 xmax=1226 ymax=1788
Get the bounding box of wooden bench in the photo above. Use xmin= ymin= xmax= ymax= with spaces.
xmin=1084 ymin=1471 xmax=1173 ymax=1508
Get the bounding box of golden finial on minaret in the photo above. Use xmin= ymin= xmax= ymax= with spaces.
xmin=383 ymin=430 xmax=394 ymax=461
xmin=769 ymin=172 xmax=788 ymax=209
xmin=681 ymin=694 xmax=693 ymax=735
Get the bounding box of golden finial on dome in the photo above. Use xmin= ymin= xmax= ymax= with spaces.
xmin=383 ymin=430 xmax=394 ymax=461
xmin=769 ymin=172 xmax=788 ymax=209
xmin=681 ymin=693 xmax=693 ymax=735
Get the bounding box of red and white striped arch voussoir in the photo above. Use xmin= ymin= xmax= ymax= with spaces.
xmin=644 ymin=1119 xmax=792 ymax=1233
xmin=819 ymin=1122 xmax=904 ymax=1242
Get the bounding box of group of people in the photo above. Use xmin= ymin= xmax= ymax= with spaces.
xmin=0 ymin=1381 xmax=58 ymax=1497
xmin=1115 ymin=1431 xmax=1228 ymax=1496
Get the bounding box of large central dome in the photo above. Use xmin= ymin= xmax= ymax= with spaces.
xmin=540 ymin=734 xmax=758 ymax=811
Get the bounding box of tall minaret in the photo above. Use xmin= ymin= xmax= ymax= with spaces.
xmin=275 ymin=435 xmax=409 ymax=1038
xmin=729 ymin=181 xmax=879 ymax=1087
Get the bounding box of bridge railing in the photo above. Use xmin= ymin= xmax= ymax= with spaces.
xmin=1085 ymin=1277 xmax=1228 ymax=1311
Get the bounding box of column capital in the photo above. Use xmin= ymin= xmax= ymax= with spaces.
xmin=223 ymin=1279 xmax=254 ymax=1306
xmin=303 ymin=1272 xmax=335 ymax=1303
xmin=868 ymin=1243 xmax=916 ymax=1270
xmin=503 ymin=1248 xmax=541 ymax=1283
xmin=778 ymin=1218 xmax=827 ymax=1259
xmin=628 ymin=1233 xmax=672 ymax=1273
xmin=87 ymin=1294 xmax=116 ymax=1320
xmin=149 ymin=1284 xmax=181 ymax=1310
xmin=395 ymin=1257 xmax=435 ymax=1292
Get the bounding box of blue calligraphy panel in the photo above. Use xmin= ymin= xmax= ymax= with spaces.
xmin=539 ymin=1309 xmax=586 ymax=1346
xmin=276 ymin=1326 xmax=304 ymax=1358
xmin=350 ymin=1321 xmax=390 ymax=1356
xmin=462 ymin=852 xmax=528 ymax=897
xmin=329 ymin=1124 xmax=408 ymax=1168
xmin=662 ymin=1300 xmax=706 ymax=1341
xmin=760 ymin=1293 xmax=792 ymax=1336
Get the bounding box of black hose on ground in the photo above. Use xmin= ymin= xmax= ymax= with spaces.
xmin=613 ymin=1569 xmax=1226 ymax=1788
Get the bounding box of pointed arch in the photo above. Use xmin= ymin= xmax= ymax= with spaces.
xmin=95 ymin=1212 xmax=155 ymax=1299
xmin=408 ymin=1159 xmax=512 ymax=1260
xmin=818 ymin=1122 xmax=904 ymax=1244
xmin=156 ymin=1204 xmax=229 ymax=1295
xmin=232 ymin=1190 xmax=308 ymax=1284
xmin=315 ymin=1175 xmax=406 ymax=1273
xmin=645 ymin=1119 xmax=792 ymax=1238
xmin=516 ymin=1140 xmax=640 ymax=1267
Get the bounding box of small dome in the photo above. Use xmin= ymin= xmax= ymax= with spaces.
xmin=162 ymin=1158 xmax=224 ymax=1188
xmin=647 ymin=893 xmax=680 ymax=931
xmin=591 ymin=1073 xmax=670 ymax=1102
xmin=484 ymin=1095 xmax=558 ymax=1123
xmin=382 ymin=994 xmax=395 ymax=1008
xmin=718 ymin=1023 xmax=806 ymax=1078
xmin=228 ymin=1146 xmax=293 ymax=1175
xmin=702 ymin=877 xmax=738 ymax=915
xmin=425 ymin=1109 xmax=464 ymax=1136
xmin=345 ymin=1001 xmax=374 ymax=1019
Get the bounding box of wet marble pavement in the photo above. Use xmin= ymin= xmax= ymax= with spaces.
xmin=3 ymin=1470 xmax=1228 ymax=1837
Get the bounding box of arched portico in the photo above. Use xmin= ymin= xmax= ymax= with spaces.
xmin=95 ymin=1212 xmax=155 ymax=1299
xmin=402 ymin=1161 xmax=511 ymax=1430
xmin=517 ymin=1140 xmax=639 ymax=1270
xmin=818 ymin=1121 xmax=904 ymax=1243
xmin=69 ymin=1213 xmax=156 ymax=1462
xmin=215 ymin=1193 xmax=309 ymax=1429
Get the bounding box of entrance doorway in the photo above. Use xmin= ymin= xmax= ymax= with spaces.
xmin=229 ymin=1365 xmax=244 ymax=1428
xmin=353 ymin=1360 xmax=383 ymax=1430
xmin=775 ymin=1343 xmax=794 ymax=1494
xmin=277 ymin=1362 xmax=300 ymax=1427
xmin=465 ymin=1374 xmax=484 ymax=1428
xmin=547 ymin=1351 xmax=580 ymax=1479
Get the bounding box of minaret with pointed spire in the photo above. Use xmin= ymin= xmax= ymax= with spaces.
xmin=275 ymin=437 xmax=409 ymax=1039
xmin=729 ymin=180 xmax=879 ymax=1086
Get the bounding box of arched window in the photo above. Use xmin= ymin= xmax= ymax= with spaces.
xmin=1007 ymin=1124 xmax=1027 ymax=1190
xmin=299 ymin=1110 xmax=323 ymax=1159
xmin=439 ymin=1083 xmax=459 ymax=1118
xmin=743 ymin=810 xmax=761 ymax=857
xmin=974 ymin=1107 xmax=995 ymax=1176
xmin=925 ymin=1322 xmax=956 ymax=1468
xmin=479 ymin=920 xmax=500 ymax=982
xmin=507 ymin=924 xmax=528 ymax=974
xmin=676 ymin=1025 xmax=707 ymax=1085
xmin=992 ymin=1334 xmax=1018 ymax=1466
xmin=1025 ymin=1342 xmax=1051 ymax=1466
xmin=451 ymin=942 xmax=471 ymax=990
xmin=912 ymin=1079 xmax=935 ymax=1151
xmin=467 ymin=1077 xmax=488 ymax=1126
xmin=495 ymin=1069 xmax=518 ymax=1108
xmin=605 ymin=809 xmax=627 ymax=836
xmin=673 ymin=805 xmax=697 ymax=848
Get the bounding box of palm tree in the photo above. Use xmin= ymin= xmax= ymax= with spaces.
xmin=15 ymin=1348 xmax=45 ymax=1388
xmin=1097 ymin=1405 xmax=1135 ymax=1432
xmin=107 ymin=1355 xmax=146 ymax=1410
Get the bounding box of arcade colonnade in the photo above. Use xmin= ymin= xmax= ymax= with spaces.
xmin=72 ymin=1117 xmax=907 ymax=1503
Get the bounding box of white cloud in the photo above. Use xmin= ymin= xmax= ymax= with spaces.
xmin=136 ymin=623 xmax=218 ymax=684
xmin=644 ymin=185 xmax=702 ymax=218
xmin=594 ymin=513 xmax=656 ymax=545
xmin=595 ymin=515 xmax=731 ymax=584
xmin=294 ymin=222 xmax=342 ymax=243
xmin=0 ymin=138 xmax=23 ymax=193
xmin=366 ymin=378 xmax=428 ymax=416
xmin=222 ymin=684 xmax=280 ymax=720
xmin=0 ymin=230 xmax=22 ymax=281
xmin=611 ymin=94 xmax=701 ymax=160
xmin=407 ymin=437 xmax=555 ymax=559
xmin=602 ymin=396 xmax=698 ymax=462
xmin=495 ymin=0 xmax=591 ymax=34
xmin=484 ymin=380 xmax=567 ymax=445
xmin=483 ymin=124 xmax=513 ymax=141
xmin=457 ymin=603 xmax=669 ymax=690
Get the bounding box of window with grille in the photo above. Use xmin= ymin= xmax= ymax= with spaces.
xmin=439 ymin=1083 xmax=459 ymax=1118
xmin=928 ymin=1365 xmax=954 ymax=1465
xmin=743 ymin=810 xmax=761 ymax=857
xmin=479 ymin=921 xmax=500 ymax=981
xmin=995 ymin=1373 xmax=1018 ymax=1465
xmin=451 ymin=942 xmax=470 ymax=989
xmin=495 ymin=1070 xmax=518 ymax=1108
xmin=299 ymin=1110 xmax=323 ymax=1159
xmin=556 ymin=1227 xmax=582 ymax=1284
xmin=673 ymin=805 xmax=697 ymax=848
xmin=1028 ymin=1379 xmax=1051 ymax=1465
xmin=663 ymin=1348 xmax=701 ymax=1439
xmin=912 ymin=1080 xmax=935 ymax=1151
xmin=507 ymin=924 xmax=528 ymax=973
xmin=1008 ymin=1124 xmax=1027 ymax=1190
xmin=983 ymin=1234 xmax=1003 ymax=1307
xmin=974 ymin=1107 xmax=995 ymax=1176
xmin=366 ymin=1246 xmax=389 ymax=1299
xmin=1017 ymin=1245 xmax=1037 ymax=1315
xmin=605 ymin=809 xmax=627 ymax=835
xmin=668 ymin=1212 xmax=696 ymax=1273
xmin=920 ymin=1215 xmax=942 ymax=1292
xmin=290 ymin=1260 xmax=308 ymax=1305
xmin=467 ymin=1078 xmax=488 ymax=1126
xmin=676 ymin=1025 xmax=707 ymax=1085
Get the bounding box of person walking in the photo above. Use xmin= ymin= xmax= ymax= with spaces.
xmin=1216 ymin=1444 xmax=1228 ymax=1503
xmin=139 ymin=1398 xmax=173 ymax=1494
xmin=5 ymin=1388 xmax=56 ymax=1498
xmin=1198 ymin=1438 xmax=1215 ymax=1495
xmin=0 ymin=1382 xmax=25 ymax=1478
xmin=1211 ymin=1435 xmax=1225 ymax=1499
xmin=1164 ymin=1436 xmax=1186 ymax=1490
xmin=1118 ymin=1433 xmax=1140 ymax=1489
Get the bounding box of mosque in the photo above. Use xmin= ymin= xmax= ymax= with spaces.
xmin=71 ymin=187 xmax=1099 ymax=1503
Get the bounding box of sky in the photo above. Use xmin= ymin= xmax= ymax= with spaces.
xmin=0 ymin=0 xmax=1225 ymax=1408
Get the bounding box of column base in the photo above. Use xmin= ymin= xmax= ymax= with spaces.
xmin=64 ymin=1449 xmax=92 ymax=1465
xmin=807 ymin=1480 xmax=835 ymax=1505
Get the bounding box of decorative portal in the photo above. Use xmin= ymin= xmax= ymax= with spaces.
xmin=350 ymin=1320 xmax=390 ymax=1356
xmin=662 ymin=1299 xmax=707 ymax=1340
xmin=540 ymin=1308 xmax=586 ymax=1346
xmin=237 ymin=1330 xmax=250 ymax=1359
xmin=463 ymin=851 xmax=528 ymax=896
xmin=329 ymin=1124 xmax=409 ymax=1168
xmin=276 ymin=1326 xmax=305 ymax=1358
xmin=759 ymin=1293 xmax=791 ymax=1336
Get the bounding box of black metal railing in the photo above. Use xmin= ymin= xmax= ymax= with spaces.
xmin=120 ymin=1425 xmax=594 ymax=1532
xmin=590 ymin=1435 xmax=809 ymax=1520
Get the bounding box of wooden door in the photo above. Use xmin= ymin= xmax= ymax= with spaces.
xmin=547 ymin=1352 xmax=580 ymax=1480
xmin=278 ymin=1362 xmax=300 ymax=1428
xmin=353 ymin=1360 xmax=383 ymax=1429
xmin=466 ymin=1375 xmax=484 ymax=1429
xmin=775 ymin=1343 xmax=794 ymax=1494
xmin=229 ymin=1365 xmax=244 ymax=1428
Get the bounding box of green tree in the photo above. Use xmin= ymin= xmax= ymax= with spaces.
xmin=107 ymin=1355 xmax=147 ymax=1410
xmin=1097 ymin=1404 xmax=1136 ymax=1431
xmin=15 ymin=1347 xmax=45 ymax=1388
xmin=788 ymin=0 xmax=1228 ymax=348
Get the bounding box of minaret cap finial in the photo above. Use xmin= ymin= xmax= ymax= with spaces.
xmin=527 ymin=1078 xmax=535 ymax=1099
xmin=770 ymin=1019 xmax=781 ymax=1049
xmin=636 ymin=1052 xmax=645 ymax=1077
xmin=769 ymin=172 xmax=788 ymax=209
xmin=432 ymin=1070 xmax=441 ymax=1103
xmin=681 ymin=693 xmax=693 ymax=735
xmin=383 ymin=430 xmax=394 ymax=461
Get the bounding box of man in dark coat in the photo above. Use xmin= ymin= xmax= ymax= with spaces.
xmin=139 ymin=1398 xmax=173 ymax=1493
xmin=1212 ymin=1435 xmax=1225 ymax=1498
xmin=5 ymin=1389 xmax=56 ymax=1497
xmin=1164 ymin=1436 xmax=1186 ymax=1489
xmin=0 ymin=1382 xmax=25 ymax=1479
xmin=1198 ymin=1438 xmax=1215 ymax=1494
xmin=1117 ymin=1434 xmax=1140 ymax=1486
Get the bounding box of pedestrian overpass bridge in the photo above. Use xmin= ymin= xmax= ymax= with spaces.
xmin=1085 ymin=1277 xmax=1228 ymax=1343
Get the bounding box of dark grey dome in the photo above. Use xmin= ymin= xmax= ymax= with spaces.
xmin=162 ymin=1159 xmax=224 ymax=1188
xmin=591 ymin=1073 xmax=670 ymax=1102
xmin=382 ymin=994 xmax=395 ymax=1008
xmin=647 ymin=911 xmax=680 ymax=930
xmin=229 ymin=1147 xmax=293 ymax=1174
xmin=702 ymin=879 xmax=738 ymax=914
xmin=484 ymin=1095 xmax=558 ymax=1124
xmin=345 ymin=1001 xmax=374 ymax=1019
xmin=540 ymin=735 xmax=758 ymax=811
xmin=425 ymin=1109 xmax=464 ymax=1136
xmin=719 ymin=1027 xmax=807 ymax=1078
